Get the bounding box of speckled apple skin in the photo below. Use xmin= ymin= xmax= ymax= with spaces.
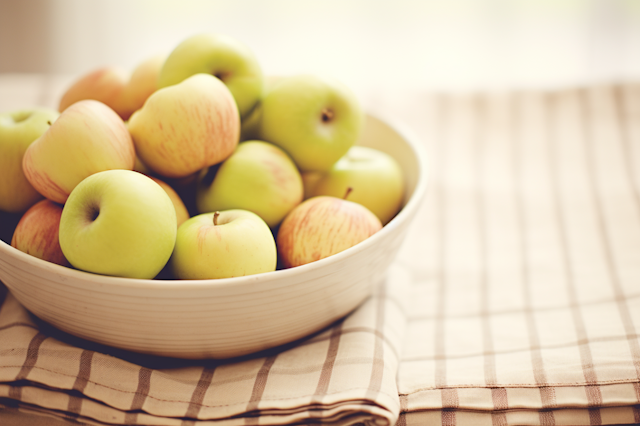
xmin=128 ymin=73 xmax=240 ymax=179
xmin=276 ymin=196 xmax=382 ymax=268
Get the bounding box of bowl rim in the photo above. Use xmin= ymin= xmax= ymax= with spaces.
xmin=0 ymin=113 xmax=429 ymax=291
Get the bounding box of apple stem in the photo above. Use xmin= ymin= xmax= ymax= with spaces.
xmin=213 ymin=211 xmax=220 ymax=226
xmin=343 ymin=187 xmax=353 ymax=200
xmin=47 ymin=120 xmax=52 ymax=126
xmin=213 ymin=71 xmax=229 ymax=82
xmin=321 ymin=108 xmax=334 ymax=123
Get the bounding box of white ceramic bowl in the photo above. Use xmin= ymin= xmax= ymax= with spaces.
xmin=0 ymin=114 xmax=428 ymax=359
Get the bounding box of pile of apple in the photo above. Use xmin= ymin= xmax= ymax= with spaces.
xmin=1 ymin=33 xmax=405 ymax=280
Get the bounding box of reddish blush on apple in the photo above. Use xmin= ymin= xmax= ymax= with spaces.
xmin=276 ymin=188 xmax=382 ymax=268
xmin=11 ymin=199 xmax=70 ymax=267
xmin=58 ymin=54 xmax=166 ymax=121
xmin=22 ymin=99 xmax=135 ymax=204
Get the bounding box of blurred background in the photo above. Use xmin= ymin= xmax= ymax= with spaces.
xmin=2 ymin=0 xmax=640 ymax=93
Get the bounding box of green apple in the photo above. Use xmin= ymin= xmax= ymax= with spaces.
xmin=277 ymin=194 xmax=382 ymax=268
xmin=59 ymin=169 xmax=177 ymax=279
xmin=257 ymin=74 xmax=364 ymax=172
xmin=170 ymin=209 xmax=277 ymax=279
xmin=128 ymin=73 xmax=240 ymax=179
xmin=158 ymin=33 xmax=263 ymax=119
xmin=59 ymin=54 xmax=166 ymax=121
xmin=22 ymin=100 xmax=135 ymax=204
xmin=196 ymin=140 xmax=303 ymax=228
xmin=0 ymin=108 xmax=60 ymax=213
xmin=305 ymin=146 xmax=404 ymax=225
xmin=11 ymin=199 xmax=70 ymax=266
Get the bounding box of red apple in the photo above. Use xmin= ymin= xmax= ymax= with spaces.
xmin=276 ymin=189 xmax=382 ymax=268
xmin=11 ymin=199 xmax=70 ymax=266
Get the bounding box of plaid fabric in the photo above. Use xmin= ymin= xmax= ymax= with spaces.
xmin=389 ymin=86 xmax=640 ymax=425
xmin=2 ymin=76 xmax=640 ymax=425
xmin=0 ymin=264 xmax=409 ymax=426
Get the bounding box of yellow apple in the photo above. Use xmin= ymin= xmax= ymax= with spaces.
xmin=59 ymin=170 xmax=177 ymax=279
xmin=170 ymin=210 xmax=277 ymax=279
xmin=22 ymin=100 xmax=135 ymax=204
xmin=128 ymin=73 xmax=240 ymax=179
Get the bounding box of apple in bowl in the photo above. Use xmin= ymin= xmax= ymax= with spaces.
xmin=22 ymin=100 xmax=135 ymax=204
xmin=128 ymin=73 xmax=240 ymax=179
xmin=59 ymin=169 xmax=177 ymax=279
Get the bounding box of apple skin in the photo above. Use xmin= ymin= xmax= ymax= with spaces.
xmin=170 ymin=209 xmax=277 ymax=280
xmin=58 ymin=54 xmax=166 ymax=121
xmin=0 ymin=108 xmax=60 ymax=213
xmin=148 ymin=176 xmax=190 ymax=227
xmin=196 ymin=140 xmax=303 ymax=228
xmin=158 ymin=33 xmax=263 ymax=119
xmin=59 ymin=170 xmax=177 ymax=279
xmin=305 ymin=146 xmax=404 ymax=225
xmin=11 ymin=199 xmax=70 ymax=267
xmin=277 ymin=195 xmax=382 ymax=268
xmin=257 ymin=74 xmax=364 ymax=172
xmin=22 ymin=100 xmax=135 ymax=204
xmin=128 ymin=73 xmax=240 ymax=179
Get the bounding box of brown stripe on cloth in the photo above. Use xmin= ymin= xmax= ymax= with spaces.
xmin=244 ymin=354 xmax=278 ymax=421
xmin=180 ymin=366 xmax=217 ymax=426
xmin=491 ymin=388 xmax=509 ymax=426
xmin=473 ymin=94 xmax=510 ymax=426
xmin=547 ymin=91 xmax=604 ymax=426
xmin=613 ymin=84 xmax=640 ymax=423
xmin=396 ymin=394 xmax=408 ymax=426
xmin=66 ymin=350 xmax=95 ymax=416
xmin=313 ymin=323 xmax=343 ymax=397
xmin=123 ymin=367 xmax=152 ymax=424
xmin=304 ymin=322 xmax=343 ymax=421
xmin=431 ymin=94 xmax=459 ymax=425
xmin=515 ymin=92 xmax=556 ymax=425
xmin=7 ymin=332 xmax=47 ymax=401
